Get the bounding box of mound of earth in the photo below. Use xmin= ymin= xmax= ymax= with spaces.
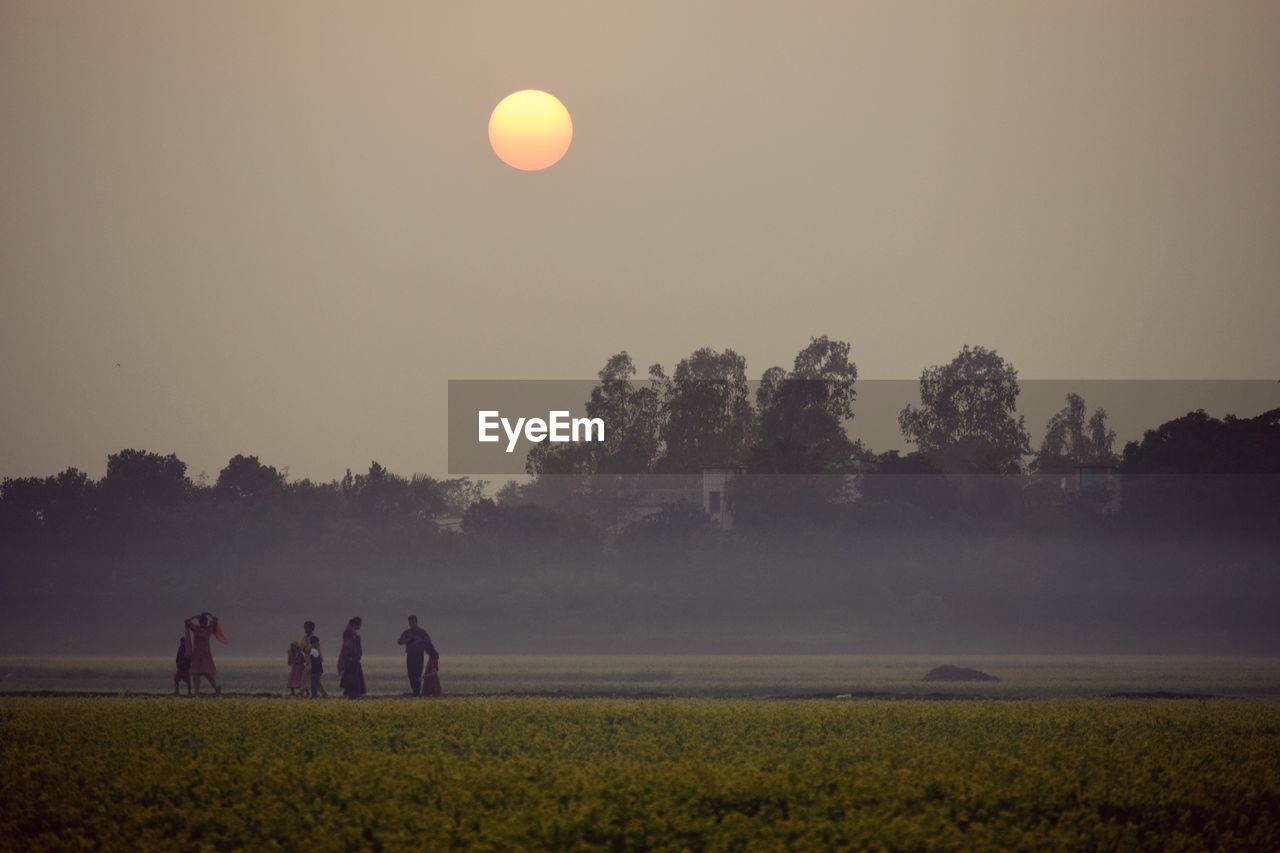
xmin=922 ymin=665 xmax=1000 ymax=683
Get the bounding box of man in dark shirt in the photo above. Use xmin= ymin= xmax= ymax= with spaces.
xmin=396 ymin=615 xmax=437 ymax=696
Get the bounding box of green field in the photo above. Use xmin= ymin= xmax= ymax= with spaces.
xmin=2 ymin=696 xmax=1279 ymax=850
xmin=4 ymin=654 xmax=1280 ymax=698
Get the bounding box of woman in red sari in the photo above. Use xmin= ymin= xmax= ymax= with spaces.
xmin=337 ymin=617 xmax=366 ymax=699
xmin=183 ymin=612 xmax=227 ymax=696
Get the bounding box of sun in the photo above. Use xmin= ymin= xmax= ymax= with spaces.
xmin=488 ymin=90 xmax=573 ymax=171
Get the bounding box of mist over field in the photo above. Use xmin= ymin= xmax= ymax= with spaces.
xmin=4 ymin=349 xmax=1279 ymax=659
xmin=2 ymin=522 xmax=1276 ymax=658
xmin=3 ymin=469 xmax=1277 ymax=657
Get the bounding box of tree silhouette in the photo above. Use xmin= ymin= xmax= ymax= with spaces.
xmin=749 ymin=336 xmax=860 ymax=474
xmin=0 ymin=467 xmax=98 ymax=542
xmin=1120 ymin=407 xmax=1280 ymax=534
xmin=526 ymin=352 xmax=665 ymax=477
xmin=898 ymin=345 xmax=1031 ymax=474
xmin=1032 ymin=393 xmax=1118 ymax=474
xmin=1121 ymin=408 xmax=1280 ymax=475
xmin=587 ymin=353 xmax=665 ymax=474
xmin=101 ymin=449 xmax=190 ymax=511
xmin=215 ymin=455 xmax=284 ymax=500
xmin=655 ymin=348 xmax=754 ymax=472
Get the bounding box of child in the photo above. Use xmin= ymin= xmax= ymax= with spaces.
xmin=308 ymin=635 xmax=324 ymax=699
xmin=173 ymin=637 xmax=191 ymax=696
xmin=423 ymin=653 xmax=443 ymax=698
xmin=286 ymin=640 xmax=306 ymax=697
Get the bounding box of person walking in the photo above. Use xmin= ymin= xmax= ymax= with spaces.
xmin=286 ymin=639 xmax=306 ymax=697
xmin=422 ymin=650 xmax=443 ymax=698
xmin=337 ymin=617 xmax=366 ymax=699
xmin=308 ymin=635 xmax=324 ymax=699
xmin=183 ymin=612 xmax=227 ymax=696
xmin=396 ymin=615 xmax=438 ymax=697
xmin=172 ymin=636 xmax=192 ymax=696
xmin=300 ymin=622 xmax=327 ymax=696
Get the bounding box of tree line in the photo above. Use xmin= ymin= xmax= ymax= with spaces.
xmin=3 ymin=339 xmax=1278 ymax=544
xmin=501 ymin=339 xmax=1279 ymax=538
xmin=0 ymin=339 xmax=1276 ymax=655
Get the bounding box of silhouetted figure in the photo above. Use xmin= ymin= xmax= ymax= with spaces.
xmin=337 ymin=617 xmax=365 ymax=699
xmin=301 ymin=620 xmax=325 ymax=698
xmin=423 ymin=653 xmax=443 ymax=698
xmin=172 ymin=637 xmax=191 ymax=696
xmin=308 ymin=636 xmax=324 ymax=699
xmin=184 ymin=612 xmax=226 ymax=696
xmin=397 ymin=615 xmax=437 ymax=696
xmin=286 ymin=639 xmax=306 ymax=697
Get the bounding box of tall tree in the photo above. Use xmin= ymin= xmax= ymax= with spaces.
xmin=589 ymin=353 xmax=665 ymax=474
xmin=526 ymin=352 xmax=665 ymax=477
xmin=750 ymin=336 xmax=860 ymax=474
xmin=898 ymin=345 xmax=1031 ymax=474
xmin=655 ymin=348 xmax=755 ymax=472
xmin=1032 ymin=393 xmax=1117 ymax=473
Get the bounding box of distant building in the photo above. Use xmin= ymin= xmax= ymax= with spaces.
xmin=618 ymin=466 xmax=744 ymax=531
xmin=1071 ymin=464 xmax=1118 ymax=492
xmin=1068 ymin=463 xmax=1122 ymax=511
xmin=700 ymin=466 xmax=742 ymax=530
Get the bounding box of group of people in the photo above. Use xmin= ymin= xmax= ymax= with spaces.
xmin=285 ymin=619 xmax=328 ymax=698
xmin=173 ymin=613 xmax=442 ymax=699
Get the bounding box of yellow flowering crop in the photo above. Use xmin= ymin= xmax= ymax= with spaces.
xmin=1 ymin=698 xmax=1278 ymax=850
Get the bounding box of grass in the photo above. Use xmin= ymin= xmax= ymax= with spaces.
xmin=2 ymin=654 xmax=1280 ymax=698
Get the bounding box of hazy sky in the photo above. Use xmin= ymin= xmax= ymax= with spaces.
xmin=3 ymin=1 xmax=1278 ymax=481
